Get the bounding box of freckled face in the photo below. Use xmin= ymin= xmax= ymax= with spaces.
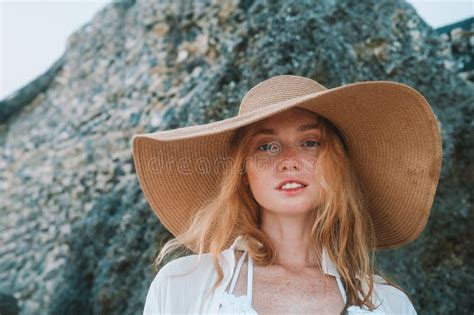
xmin=244 ymin=109 xmax=324 ymax=216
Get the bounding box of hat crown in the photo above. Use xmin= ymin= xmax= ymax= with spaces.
xmin=238 ymin=75 xmax=327 ymax=115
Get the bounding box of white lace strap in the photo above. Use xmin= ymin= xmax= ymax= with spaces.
xmin=228 ymin=250 xmax=248 ymax=294
xmin=247 ymin=252 xmax=253 ymax=304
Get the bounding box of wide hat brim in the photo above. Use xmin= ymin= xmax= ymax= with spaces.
xmin=132 ymin=80 xmax=443 ymax=253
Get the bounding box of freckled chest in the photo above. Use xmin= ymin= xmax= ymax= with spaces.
xmin=230 ymin=256 xmax=345 ymax=315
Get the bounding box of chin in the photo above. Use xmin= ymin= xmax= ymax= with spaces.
xmin=263 ymin=204 xmax=315 ymax=215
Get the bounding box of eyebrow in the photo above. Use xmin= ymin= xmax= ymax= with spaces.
xmin=251 ymin=123 xmax=320 ymax=137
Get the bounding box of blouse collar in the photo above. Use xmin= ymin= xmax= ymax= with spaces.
xmin=228 ymin=235 xmax=341 ymax=278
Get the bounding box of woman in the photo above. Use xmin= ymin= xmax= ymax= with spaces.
xmin=132 ymin=75 xmax=443 ymax=314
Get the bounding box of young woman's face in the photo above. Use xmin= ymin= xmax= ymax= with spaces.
xmin=244 ymin=108 xmax=324 ymax=216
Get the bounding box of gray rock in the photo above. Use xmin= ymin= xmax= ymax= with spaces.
xmin=0 ymin=1 xmax=472 ymax=314
xmin=0 ymin=292 xmax=19 ymax=315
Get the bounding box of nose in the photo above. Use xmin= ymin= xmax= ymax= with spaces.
xmin=279 ymin=159 xmax=300 ymax=171
xmin=277 ymin=147 xmax=301 ymax=172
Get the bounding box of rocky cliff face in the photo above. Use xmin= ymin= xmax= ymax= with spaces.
xmin=435 ymin=17 xmax=473 ymax=81
xmin=0 ymin=0 xmax=472 ymax=314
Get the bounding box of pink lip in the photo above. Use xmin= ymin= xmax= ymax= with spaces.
xmin=275 ymin=179 xmax=308 ymax=190
xmin=277 ymin=185 xmax=307 ymax=195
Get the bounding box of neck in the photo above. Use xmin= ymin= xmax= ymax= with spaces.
xmin=260 ymin=209 xmax=320 ymax=271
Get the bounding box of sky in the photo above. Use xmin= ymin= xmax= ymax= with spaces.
xmin=0 ymin=0 xmax=473 ymax=100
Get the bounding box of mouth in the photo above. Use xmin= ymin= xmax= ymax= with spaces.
xmin=275 ymin=179 xmax=308 ymax=190
xmin=276 ymin=185 xmax=308 ymax=194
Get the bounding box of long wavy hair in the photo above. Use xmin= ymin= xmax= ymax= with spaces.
xmin=151 ymin=107 xmax=413 ymax=313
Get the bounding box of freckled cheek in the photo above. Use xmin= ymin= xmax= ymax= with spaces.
xmin=246 ymin=163 xmax=274 ymax=192
xmin=303 ymin=156 xmax=318 ymax=170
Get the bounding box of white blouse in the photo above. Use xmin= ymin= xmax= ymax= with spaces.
xmin=143 ymin=236 xmax=417 ymax=314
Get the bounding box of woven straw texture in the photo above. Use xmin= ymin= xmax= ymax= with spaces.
xmin=132 ymin=75 xmax=443 ymax=253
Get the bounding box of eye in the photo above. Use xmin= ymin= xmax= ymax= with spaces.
xmin=257 ymin=142 xmax=280 ymax=154
xmin=303 ymin=140 xmax=320 ymax=148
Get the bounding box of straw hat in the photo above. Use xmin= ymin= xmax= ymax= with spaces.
xmin=132 ymin=75 xmax=443 ymax=253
